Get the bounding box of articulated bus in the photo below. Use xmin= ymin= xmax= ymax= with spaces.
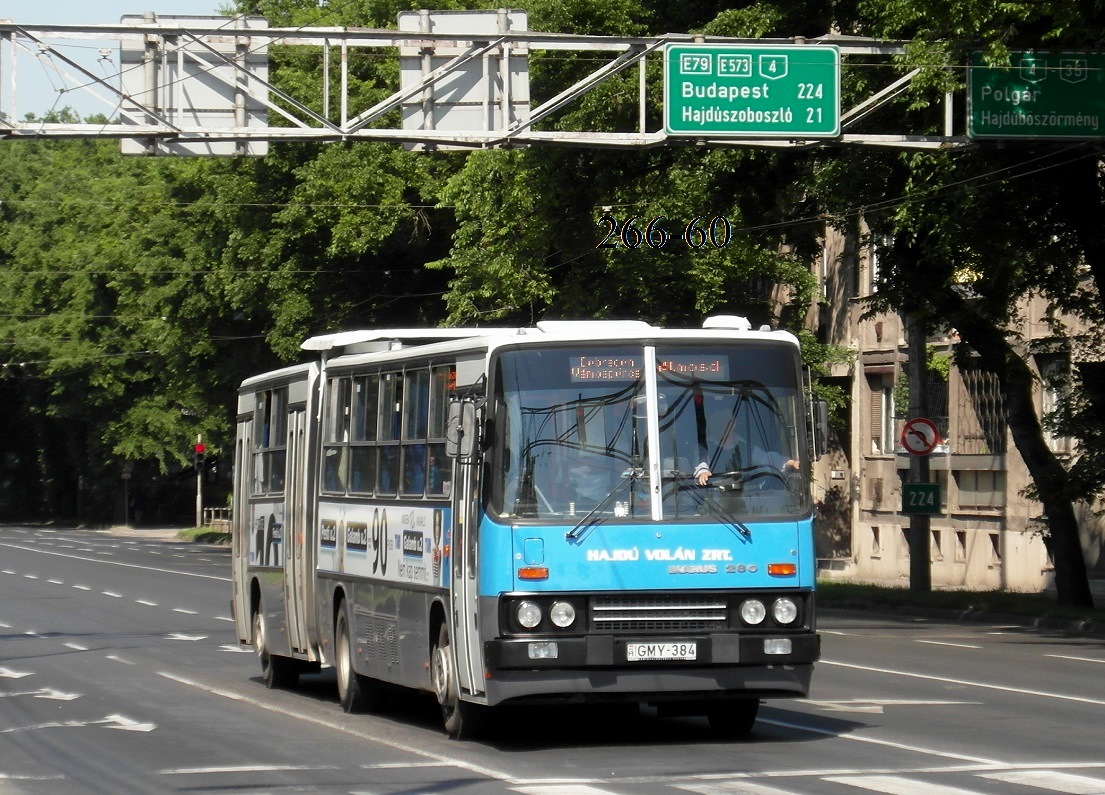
xmin=230 ymin=317 xmax=826 ymax=738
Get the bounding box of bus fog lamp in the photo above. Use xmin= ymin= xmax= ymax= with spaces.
xmin=772 ymin=597 xmax=798 ymax=625
xmin=763 ymin=638 xmax=792 ymax=655
xmin=527 ymin=641 xmax=559 ymax=660
xmin=549 ymin=601 xmax=577 ymax=628
xmin=739 ymin=599 xmax=766 ymax=625
xmin=517 ymin=600 xmax=542 ymax=629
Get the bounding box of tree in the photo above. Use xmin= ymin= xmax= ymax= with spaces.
xmin=812 ymin=0 xmax=1105 ymax=606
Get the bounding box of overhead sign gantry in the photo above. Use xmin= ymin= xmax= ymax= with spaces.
xmin=0 ymin=12 xmax=964 ymax=155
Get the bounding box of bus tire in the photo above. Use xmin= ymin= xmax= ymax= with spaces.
xmin=431 ymin=622 xmax=484 ymax=739
xmin=252 ymin=608 xmax=298 ymax=689
xmin=335 ymin=608 xmax=385 ymax=714
xmin=706 ymin=698 xmax=759 ymax=738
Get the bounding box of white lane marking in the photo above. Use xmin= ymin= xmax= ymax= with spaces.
xmin=162 ymin=765 xmax=337 ymax=776
xmin=1046 ymin=654 xmax=1105 ymax=665
xmin=103 ymin=714 xmax=156 ymax=732
xmin=214 ymin=616 xmax=235 ymax=622
xmin=915 ymin=640 xmax=981 ymax=649
xmin=172 ymin=608 xmax=198 ymax=615
xmin=757 ymin=716 xmax=1005 ymax=765
xmin=0 ymin=667 xmax=34 ymax=679
xmin=47 ymin=579 xmax=63 ymax=585
xmin=804 ymin=699 xmax=978 ymax=714
xmin=0 ymin=541 xmax=228 ymax=581
xmin=219 ymin=644 xmax=253 ymax=653
xmin=102 ymin=591 xmax=123 ymax=598
xmin=136 ymin=599 xmax=158 ymax=607
xmin=64 ymin=642 xmax=88 ymax=651
xmin=821 ymin=659 xmax=1105 ymax=707
xmin=167 ymin=633 xmax=207 ymax=641
xmin=0 ymin=714 xmax=154 ymax=733
xmin=22 ymin=574 xmax=39 ymax=580
xmin=359 ymin=762 xmax=451 ymax=769
xmin=106 ymin=655 xmax=134 ymax=664
xmin=824 ymin=775 xmax=983 ymax=794
xmin=1 ymin=569 xmax=15 ymax=575
xmin=979 ymin=770 xmax=1105 ymax=793
xmin=72 ymin=585 xmax=91 ymax=591
xmin=158 ymin=672 xmax=524 ymax=783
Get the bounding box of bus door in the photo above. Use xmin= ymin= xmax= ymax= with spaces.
xmin=231 ymin=419 xmax=253 ymax=645
xmin=449 ymin=438 xmax=486 ymax=700
xmin=283 ymin=408 xmax=309 ymax=653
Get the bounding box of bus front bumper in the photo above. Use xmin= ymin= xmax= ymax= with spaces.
xmin=480 ymin=632 xmax=819 ymax=706
xmin=485 ymin=632 xmax=819 ymax=669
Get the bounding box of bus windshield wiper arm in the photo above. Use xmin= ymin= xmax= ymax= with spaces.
xmin=565 ymin=472 xmax=636 ymax=542
xmin=672 ymin=477 xmax=752 ymax=541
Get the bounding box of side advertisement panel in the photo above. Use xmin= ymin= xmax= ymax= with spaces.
xmin=317 ymin=503 xmax=450 ymax=589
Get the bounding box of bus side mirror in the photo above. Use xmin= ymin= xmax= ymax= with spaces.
xmin=446 ymin=399 xmax=477 ymax=461
xmin=812 ymin=399 xmax=830 ymax=460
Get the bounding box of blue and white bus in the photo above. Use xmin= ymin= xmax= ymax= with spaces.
xmin=230 ymin=317 xmax=825 ymax=738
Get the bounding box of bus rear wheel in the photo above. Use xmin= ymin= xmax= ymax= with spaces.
xmin=252 ymin=608 xmax=298 ymax=689
xmin=431 ymin=623 xmax=484 ymax=739
xmin=335 ymin=609 xmax=386 ymax=714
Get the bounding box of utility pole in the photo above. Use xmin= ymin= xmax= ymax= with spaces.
xmin=906 ymin=314 xmax=933 ymax=592
xmin=195 ymin=435 xmax=205 ymax=528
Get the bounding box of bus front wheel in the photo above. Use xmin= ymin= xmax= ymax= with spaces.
xmin=431 ymin=623 xmax=484 ymax=739
xmin=706 ymin=698 xmax=760 ymax=738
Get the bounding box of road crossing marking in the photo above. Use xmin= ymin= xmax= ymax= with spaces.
xmin=676 ymin=781 xmax=800 ymax=794
xmin=824 ymin=775 xmax=986 ymax=794
xmin=513 ymin=786 xmax=625 ymax=795
xmin=980 ymin=770 xmax=1105 ymax=793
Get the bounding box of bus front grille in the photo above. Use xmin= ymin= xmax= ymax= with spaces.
xmin=590 ymin=595 xmax=729 ymax=633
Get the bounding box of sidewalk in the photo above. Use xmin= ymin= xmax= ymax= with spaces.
xmin=97 ymin=524 xmax=201 ymax=540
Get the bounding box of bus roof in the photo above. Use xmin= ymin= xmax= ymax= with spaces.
xmin=298 ymin=316 xmax=790 ymax=359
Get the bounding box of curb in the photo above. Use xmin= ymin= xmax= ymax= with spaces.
xmin=820 ymin=599 xmax=1105 ymax=637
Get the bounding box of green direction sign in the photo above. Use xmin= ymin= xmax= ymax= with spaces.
xmin=664 ymin=44 xmax=840 ymax=137
xmin=902 ymin=483 xmax=941 ymax=515
xmin=968 ymin=51 xmax=1105 ymax=139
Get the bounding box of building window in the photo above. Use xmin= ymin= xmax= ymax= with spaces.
xmin=868 ymin=374 xmax=895 ymax=454
xmin=1037 ymin=353 xmax=1072 ymax=455
xmin=955 ymin=469 xmax=1006 ymax=510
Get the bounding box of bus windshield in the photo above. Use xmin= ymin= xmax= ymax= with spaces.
xmin=492 ymin=343 xmax=808 ymax=522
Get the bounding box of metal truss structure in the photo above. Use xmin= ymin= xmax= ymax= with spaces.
xmin=0 ymin=16 xmax=968 ymax=154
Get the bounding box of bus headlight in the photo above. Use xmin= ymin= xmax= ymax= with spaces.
xmin=516 ymin=600 xmax=542 ymax=629
xmin=739 ymin=599 xmax=766 ymax=625
xmin=772 ymin=597 xmax=799 ymax=625
xmin=549 ymin=601 xmax=577 ymax=628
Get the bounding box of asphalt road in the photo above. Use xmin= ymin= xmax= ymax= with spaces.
xmin=2 ymin=523 xmax=1104 ymax=795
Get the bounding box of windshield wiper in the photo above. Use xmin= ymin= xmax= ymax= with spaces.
xmin=665 ymin=473 xmax=753 ymax=541
xmin=565 ymin=469 xmax=640 ymax=542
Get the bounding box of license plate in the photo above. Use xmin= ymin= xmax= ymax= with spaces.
xmin=625 ymin=641 xmax=697 ymax=661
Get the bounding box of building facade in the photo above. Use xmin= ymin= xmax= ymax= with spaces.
xmin=811 ymin=221 xmax=1105 ymax=591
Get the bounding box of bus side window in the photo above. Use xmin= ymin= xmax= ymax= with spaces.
xmin=350 ymin=374 xmax=379 ymax=494
xmin=377 ymin=372 xmax=401 ymax=495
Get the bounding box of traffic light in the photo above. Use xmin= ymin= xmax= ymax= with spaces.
xmin=194 ymin=442 xmax=206 ymax=472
